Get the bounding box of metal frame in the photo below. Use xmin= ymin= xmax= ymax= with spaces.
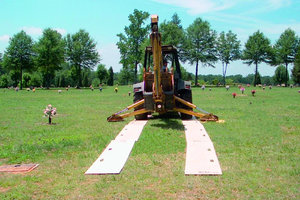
xmin=107 ymin=96 xmax=218 ymax=122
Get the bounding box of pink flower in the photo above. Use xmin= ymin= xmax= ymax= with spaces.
xmin=240 ymin=87 xmax=245 ymax=94
xmin=48 ymin=104 xmax=52 ymax=108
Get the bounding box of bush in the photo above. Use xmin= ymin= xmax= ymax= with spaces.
xmin=225 ymin=78 xmax=234 ymax=85
xmin=92 ymin=78 xmax=100 ymax=87
xmin=0 ymin=74 xmax=11 ymax=88
xmin=29 ymin=72 xmax=42 ymax=87
xmin=22 ymin=73 xmax=31 ymax=87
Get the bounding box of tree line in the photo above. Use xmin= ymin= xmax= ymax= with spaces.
xmin=0 ymin=10 xmax=300 ymax=89
xmin=117 ymin=10 xmax=300 ymax=86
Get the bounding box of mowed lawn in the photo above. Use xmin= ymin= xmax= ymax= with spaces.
xmin=0 ymin=86 xmax=299 ymax=199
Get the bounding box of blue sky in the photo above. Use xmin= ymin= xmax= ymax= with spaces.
xmin=0 ymin=0 xmax=299 ymax=76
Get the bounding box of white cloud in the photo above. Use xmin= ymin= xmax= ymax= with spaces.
xmin=54 ymin=28 xmax=66 ymax=35
xmin=21 ymin=26 xmax=43 ymax=35
xmin=0 ymin=35 xmax=10 ymax=42
xmin=98 ymin=43 xmax=122 ymax=72
xmin=267 ymin=0 xmax=291 ymax=10
xmin=21 ymin=27 xmax=67 ymax=36
xmin=153 ymin=0 xmax=291 ymax=16
xmin=153 ymin=0 xmax=236 ymax=15
xmin=206 ymin=12 xmax=300 ymax=44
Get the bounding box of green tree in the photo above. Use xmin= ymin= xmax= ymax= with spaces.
xmin=34 ymin=28 xmax=65 ymax=88
xmin=217 ymin=31 xmax=241 ymax=85
xmin=96 ymin=64 xmax=108 ymax=84
xmin=0 ymin=74 xmax=11 ymax=88
xmin=160 ymin=13 xmax=185 ymax=59
xmin=242 ymin=31 xmax=273 ymax=86
xmin=182 ymin=18 xmax=218 ymax=86
xmin=3 ymin=31 xmax=34 ymax=89
xmin=107 ymin=66 xmax=114 ymax=86
xmin=0 ymin=53 xmax=5 ymax=75
xmin=273 ymin=65 xmax=289 ymax=85
xmin=274 ymin=28 xmax=299 ymax=86
xmin=119 ymin=65 xmax=134 ymax=85
xmin=255 ymin=72 xmax=262 ymax=85
xmin=22 ymin=73 xmax=31 ymax=87
xmin=117 ymin=9 xmax=150 ymax=83
xmin=82 ymin=70 xmax=90 ymax=87
xmin=292 ymin=46 xmax=300 ymax=84
xmin=66 ymin=29 xmax=100 ymax=88
xmin=29 ymin=72 xmax=42 ymax=87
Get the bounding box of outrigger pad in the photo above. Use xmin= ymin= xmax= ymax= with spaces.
xmin=182 ymin=120 xmax=222 ymax=175
xmin=85 ymin=120 xmax=148 ymax=175
xmin=85 ymin=140 xmax=135 ymax=175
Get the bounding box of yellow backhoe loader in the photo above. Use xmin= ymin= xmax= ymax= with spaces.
xmin=107 ymin=15 xmax=218 ymax=122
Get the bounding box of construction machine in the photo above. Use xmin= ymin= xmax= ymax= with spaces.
xmin=107 ymin=15 xmax=218 ymax=122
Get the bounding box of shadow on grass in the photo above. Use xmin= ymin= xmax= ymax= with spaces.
xmin=150 ymin=113 xmax=185 ymax=131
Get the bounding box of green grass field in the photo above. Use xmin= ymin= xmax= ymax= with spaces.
xmin=0 ymin=86 xmax=299 ymax=199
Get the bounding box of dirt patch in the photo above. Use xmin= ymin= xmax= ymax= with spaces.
xmin=281 ymin=126 xmax=296 ymax=134
xmin=0 ymin=186 xmax=11 ymax=193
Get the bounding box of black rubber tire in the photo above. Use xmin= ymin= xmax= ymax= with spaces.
xmin=133 ymin=92 xmax=147 ymax=120
xmin=177 ymin=89 xmax=193 ymax=120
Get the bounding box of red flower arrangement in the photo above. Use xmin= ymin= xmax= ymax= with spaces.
xmin=232 ymin=92 xmax=237 ymax=98
xmin=251 ymin=90 xmax=256 ymax=96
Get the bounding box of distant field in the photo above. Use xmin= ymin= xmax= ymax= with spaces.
xmin=0 ymin=86 xmax=299 ymax=199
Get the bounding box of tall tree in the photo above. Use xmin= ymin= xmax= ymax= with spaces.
xmin=182 ymin=18 xmax=218 ymax=86
xmin=3 ymin=31 xmax=34 ymax=89
xmin=107 ymin=66 xmax=114 ymax=86
xmin=0 ymin=53 xmax=4 ymax=75
xmin=274 ymin=28 xmax=299 ymax=86
xmin=116 ymin=9 xmax=149 ymax=83
xmin=66 ymin=29 xmax=100 ymax=88
xmin=292 ymin=46 xmax=300 ymax=84
xmin=119 ymin=64 xmax=134 ymax=85
xmin=96 ymin=64 xmax=108 ymax=84
xmin=273 ymin=65 xmax=289 ymax=85
xmin=35 ymin=28 xmax=65 ymax=89
xmin=217 ymin=31 xmax=241 ymax=85
xmin=242 ymin=31 xmax=273 ymax=86
xmin=160 ymin=13 xmax=185 ymax=60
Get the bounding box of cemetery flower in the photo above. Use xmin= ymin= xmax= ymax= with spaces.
xmin=251 ymin=90 xmax=256 ymax=96
xmin=232 ymin=92 xmax=237 ymax=98
xmin=240 ymin=87 xmax=245 ymax=94
xmin=44 ymin=104 xmax=57 ymax=124
xmin=226 ymin=85 xmax=230 ymax=91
